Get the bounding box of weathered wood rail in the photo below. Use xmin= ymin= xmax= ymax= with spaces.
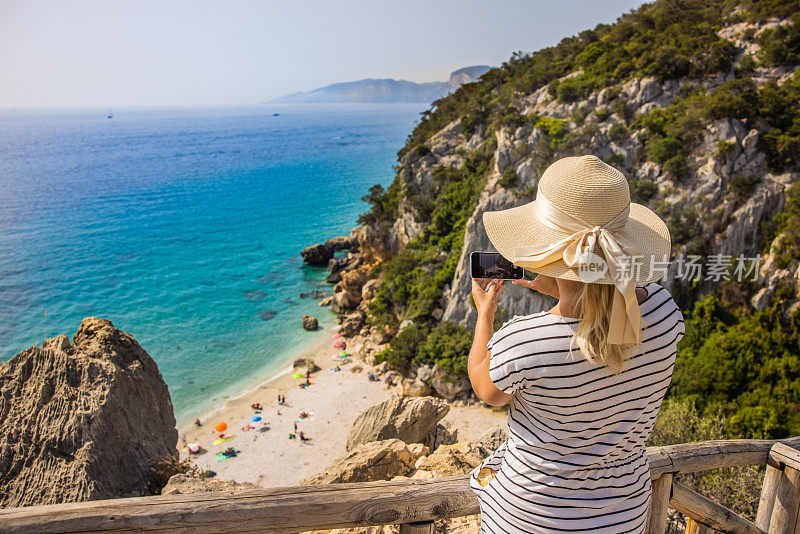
xmin=2 ymin=436 xmax=799 ymax=534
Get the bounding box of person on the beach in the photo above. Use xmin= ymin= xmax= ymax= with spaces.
xmin=194 ymin=418 xmax=202 ymax=427
xmin=467 ymin=155 xmax=684 ymax=533
xmin=294 ymin=421 xmax=298 ymax=433
xmin=299 ymin=431 xmax=310 ymax=441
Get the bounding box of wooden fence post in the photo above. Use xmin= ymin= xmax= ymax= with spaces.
xmin=685 ymin=517 xmax=713 ymax=534
xmin=768 ymin=443 xmax=800 ymax=534
xmin=646 ymin=473 xmax=673 ymax=534
xmin=756 ymin=463 xmax=783 ymax=530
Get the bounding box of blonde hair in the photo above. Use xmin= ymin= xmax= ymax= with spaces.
xmin=569 ymin=283 xmax=641 ymax=375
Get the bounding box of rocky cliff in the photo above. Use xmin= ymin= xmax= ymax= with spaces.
xmin=301 ymin=1 xmax=800 ymax=416
xmin=0 ymin=318 xmax=178 ymax=507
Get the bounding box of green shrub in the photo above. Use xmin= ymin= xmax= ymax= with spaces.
xmin=758 ymin=12 xmax=800 ymax=66
xmin=629 ymin=178 xmax=659 ymax=203
xmin=416 ymin=321 xmax=473 ymax=377
xmin=376 ymin=323 xmax=431 ymax=373
xmin=762 ymin=180 xmax=800 ymax=268
xmin=595 ymin=107 xmax=610 ymax=122
xmin=604 ymin=153 xmax=625 ymax=168
xmin=608 ymin=121 xmax=628 ymax=142
xmin=717 ymin=139 xmax=736 ymax=158
xmin=735 ymin=54 xmax=757 ymax=76
xmin=611 ymin=98 xmax=633 ymax=124
xmin=570 ymin=105 xmax=590 ymax=126
xmin=671 ymin=293 xmax=800 ymax=439
xmin=499 ymin=168 xmax=518 ymax=188
xmin=648 ymin=136 xmax=684 ymax=165
xmin=728 ymin=172 xmax=759 ymax=205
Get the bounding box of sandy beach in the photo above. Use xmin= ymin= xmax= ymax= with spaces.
xmin=178 ymin=327 xmax=509 ymax=487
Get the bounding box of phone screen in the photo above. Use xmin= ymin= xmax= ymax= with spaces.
xmin=470 ymin=252 xmax=524 ymax=279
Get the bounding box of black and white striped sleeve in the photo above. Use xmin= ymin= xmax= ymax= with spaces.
xmin=487 ymin=318 xmax=525 ymax=394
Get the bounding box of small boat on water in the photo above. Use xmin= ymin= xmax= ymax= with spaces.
xmin=107 ymin=112 xmax=113 ymax=119
xmin=273 ymin=113 xmax=279 ymax=116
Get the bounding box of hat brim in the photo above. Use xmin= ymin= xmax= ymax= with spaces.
xmin=482 ymin=201 xmax=671 ymax=284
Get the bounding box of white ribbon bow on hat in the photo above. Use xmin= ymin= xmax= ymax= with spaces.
xmin=513 ymin=193 xmax=643 ymax=345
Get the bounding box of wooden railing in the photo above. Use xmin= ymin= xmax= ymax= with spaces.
xmin=2 ymin=436 xmax=799 ymax=534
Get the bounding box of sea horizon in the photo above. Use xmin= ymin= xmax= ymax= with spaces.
xmin=0 ymin=102 xmax=426 ymax=424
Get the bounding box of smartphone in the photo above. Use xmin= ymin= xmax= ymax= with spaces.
xmin=470 ymin=251 xmax=524 ymax=279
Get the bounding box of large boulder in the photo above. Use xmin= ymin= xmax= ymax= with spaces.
xmin=475 ymin=426 xmax=509 ymax=453
xmin=414 ymin=442 xmax=489 ymax=477
xmin=293 ymin=357 xmax=321 ymax=374
xmin=346 ymin=393 xmax=449 ymax=451
xmin=0 ymin=318 xmax=178 ymax=507
xmin=427 ymin=420 xmax=459 ymax=451
xmin=401 ymin=377 xmax=432 ymax=397
xmin=300 ymin=439 xmax=424 ymax=485
xmin=301 ymin=315 xmax=319 ymax=331
xmin=430 ymin=365 xmax=473 ymax=402
xmin=301 ymin=243 xmax=333 ymax=265
xmin=162 ymin=474 xmax=260 ymax=495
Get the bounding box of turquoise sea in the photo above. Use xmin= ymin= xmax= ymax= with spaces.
xmin=0 ymin=103 xmax=424 ymax=423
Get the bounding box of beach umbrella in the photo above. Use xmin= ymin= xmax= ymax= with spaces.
xmin=339 ymin=351 xmax=347 ymax=356
xmin=250 ymin=415 xmax=262 ymax=422
xmin=187 ymin=442 xmax=200 ymax=453
xmin=214 ymin=422 xmax=227 ymax=433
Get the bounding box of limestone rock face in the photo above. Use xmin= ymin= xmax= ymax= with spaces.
xmin=162 ymin=474 xmax=260 ymax=495
xmin=339 ymin=311 xmax=366 ymax=337
xmin=0 ymin=318 xmax=178 ymax=507
xmin=346 ymin=393 xmax=449 ymax=451
xmin=331 ymin=266 xmax=371 ymax=314
xmin=302 ymin=315 xmax=319 ymax=331
xmin=300 ymin=439 xmax=424 ymax=484
xmin=326 ymin=235 xmax=358 ymax=252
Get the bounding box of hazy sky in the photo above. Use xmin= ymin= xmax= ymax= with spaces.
xmin=0 ymin=0 xmax=645 ymax=108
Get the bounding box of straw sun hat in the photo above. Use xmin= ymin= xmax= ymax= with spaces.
xmin=482 ymin=155 xmax=672 ymax=344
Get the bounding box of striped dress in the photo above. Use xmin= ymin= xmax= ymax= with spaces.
xmin=469 ymin=282 xmax=685 ymax=533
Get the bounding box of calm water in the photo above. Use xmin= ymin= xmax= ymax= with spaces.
xmin=0 ymin=103 xmax=424 ymax=423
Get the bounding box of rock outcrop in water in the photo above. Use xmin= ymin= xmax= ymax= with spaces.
xmin=0 ymin=317 xmax=178 ymax=508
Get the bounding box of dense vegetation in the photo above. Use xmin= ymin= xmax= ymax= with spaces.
xmin=354 ymin=0 xmax=800 ymax=442
xmin=670 ymin=292 xmax=800 ymax=438
xmin=400 ymin=0 xmax=800 ymax=156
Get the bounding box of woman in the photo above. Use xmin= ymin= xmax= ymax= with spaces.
xmin=467 ymin=155 xmax=685 ymax=533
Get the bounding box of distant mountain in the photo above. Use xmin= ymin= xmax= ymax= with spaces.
xmin=270 ymin=66 xmax=492 ymax=104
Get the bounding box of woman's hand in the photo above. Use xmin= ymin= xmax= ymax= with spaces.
xmin=512 ymin=273 xmax=559 ymax=299
xmin=471 ymin=278 xmax=504 ymax=317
